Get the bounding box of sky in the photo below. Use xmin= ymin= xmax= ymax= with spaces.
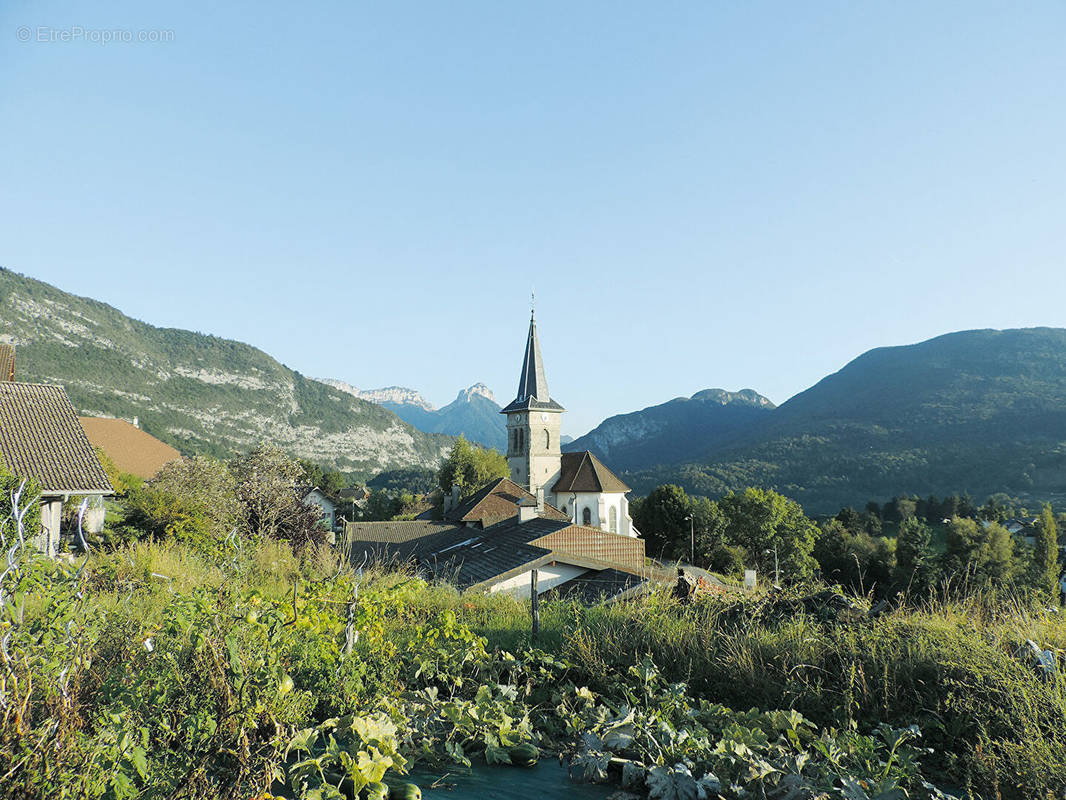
xmin=1 ymin=1 xmax=1065 ymax=437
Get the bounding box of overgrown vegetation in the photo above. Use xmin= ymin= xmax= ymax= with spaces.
xmin=3 ymin=520 xmax=1065 ymax=799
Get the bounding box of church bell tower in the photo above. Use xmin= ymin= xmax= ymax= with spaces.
xmin=500 ymin=310 xmax=564 ymax=497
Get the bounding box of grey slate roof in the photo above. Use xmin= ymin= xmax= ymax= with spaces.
xmin=346 ymin=514 xmax=574 ymax=591
xmin=0 ymin=382 xmax=113 ymax=495
xmin=547 ymin=568 xmax=648 ymax=603
xmin=553 ymin=451 xmax=631 ymax=493
xmin=500 ymin=313 xmax=565 ymax=414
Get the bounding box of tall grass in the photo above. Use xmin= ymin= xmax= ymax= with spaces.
xmin=21 ymin=539 xmax=1066 ymax=798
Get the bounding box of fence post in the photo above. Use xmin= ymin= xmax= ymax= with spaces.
xmin=530 ymin=569 xmax=540 ymax=639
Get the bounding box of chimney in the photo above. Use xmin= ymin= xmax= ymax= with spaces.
xmin=536 ymin=488 xmax=545 ymax=513
xmin=444 ymin=484 xmax=460 ymax=515
xmin=518 ymin=497 xmax=537 ymax=524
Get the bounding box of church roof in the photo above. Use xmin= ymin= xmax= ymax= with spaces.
xmin=446 ymin=477 xmax=569 ymax=527
xmin=500 ymin=313 xmax=564 ymax=414
xmin=552 ymin=451 xmax=631 ymax=494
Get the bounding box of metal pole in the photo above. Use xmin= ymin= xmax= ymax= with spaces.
xmin=690 ymin=516 xmax=695 ymax=565
xmin=530 ymin=569 xmax=540 ymax=639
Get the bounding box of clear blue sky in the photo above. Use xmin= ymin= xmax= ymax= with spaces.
xmin=2 ymin=1 xmax=1064 ymax=436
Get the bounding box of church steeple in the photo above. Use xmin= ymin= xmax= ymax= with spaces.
xmin=501 ymin=306 xmax=564 ymax=495
xmin=502 ymin=310 xmax=564 ymax=414
xmin=517 ymin=311 xmax=549 ymax=403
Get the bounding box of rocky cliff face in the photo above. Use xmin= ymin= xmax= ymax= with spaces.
xmin=0 ymin=268 xmax=452 ymax=478
xmin=316 ymin=378 xmax=436 ymax=411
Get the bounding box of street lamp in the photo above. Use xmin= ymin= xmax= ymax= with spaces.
xmin=764 ymin=546 xmax=780 ymax=587
xmin=685 ymin=514 xmax=695 ymax=565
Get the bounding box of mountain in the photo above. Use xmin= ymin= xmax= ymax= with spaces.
xmin=320 ymin=377 xmax=507 ymax=450
xmin=315 ymin=379 xmax=435 ymax=411
xmin=0 ymin=267 xmax=452 ymax=477
xmin=631 ymin=328 xmax=1066 ymax=513
xmin=565 ymin=389 xmax=774 ymax=472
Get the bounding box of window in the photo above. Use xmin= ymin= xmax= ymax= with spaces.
xmin=609 ymin=507 xmax=618 ymax=533
xmin=544 ymin=429 xmax=550 ymax=449
xmin=582 ymin=507 xmax=592 ymax=526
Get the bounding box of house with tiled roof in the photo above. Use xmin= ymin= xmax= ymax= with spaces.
xmin=0 ymin=344 xmax=14 ymax=382
xmin=345 ymin=498 xmax=646 ymax=598
xmin=0 ymin=382 xmax=113 ymax=556
xmin=79 ymin=416 xmax=182 ymax=480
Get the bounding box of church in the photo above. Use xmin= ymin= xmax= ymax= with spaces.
xmin=500 ymin=311 xmax=641 ymax=539
xmin=343 ymin=310 xmax=646 ymax=600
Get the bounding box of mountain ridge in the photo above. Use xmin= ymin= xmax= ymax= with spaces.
xmin=565 ymin=388 xmax=775 ymax=472
xmin=0 ymin=267 xmax=453 ymax=478
xmin=629 ymin=327 xmax=1066 ymax=512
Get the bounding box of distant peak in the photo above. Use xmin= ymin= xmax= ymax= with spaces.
xmin=315 ymin=378 xmax=435 ymax=410
xmin=457 ymin=382 xmax=496 ymax=403
xmin=690 ymin=388 xmax=776 ymax=409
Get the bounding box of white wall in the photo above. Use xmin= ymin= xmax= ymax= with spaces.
xmin=551 ymin=491 xmax=639 ymax=537
xmin=488 ymin=563 xmax=588 ymax=598
xmin=303 ymin=490 xmax=336 ymax=528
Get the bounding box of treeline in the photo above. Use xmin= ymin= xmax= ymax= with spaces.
xmin=633 ymin=484 xmax=1062 ymax=603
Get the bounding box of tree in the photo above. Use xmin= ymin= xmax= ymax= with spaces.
xmin=835 ymin=507 xmax=862 ymax=533
xmin=716 ymin=488 xmax=819 ymax=581
xmin=895 ymin=516 xmax=937 ymax=596
xmin=942 ymin=516 xmax=1016 ymax=588
xmin=814 ymin=519 xmax=896 ymax=596
xmin=1032 ymin=504 xmax=1059 ymax=603
xmin=299 ymin=459 xmax=348 ymax=496
xmin=152 ymin=455 xmax=240 ymax=538
xmin=361 ymin=490 xmax=403 ymax=522
xmin=230 ymin=445 xmax=324 ymax=547
xmin=437 ymin=437 xmax=508 ymax=498
xmin=631 ymin=484 xmax=691 ymax=560
xmin=121 ymin=484 xmax=216 ymax=548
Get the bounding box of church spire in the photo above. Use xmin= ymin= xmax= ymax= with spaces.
xmin=501 ymin=305 xmax=564 ymax=414
xmin=517 ymin=310 xmax=549 ymax=403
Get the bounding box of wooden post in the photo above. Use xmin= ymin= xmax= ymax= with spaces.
xmin=530 ymin=569 xmax=540 ymax=639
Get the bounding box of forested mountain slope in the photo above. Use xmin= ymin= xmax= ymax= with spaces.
xmin=565 ymin=389 xmax=774 ymax=472
xmin=0 ymin=268 xmax=452 ymax=477
xmin=631 ymin=328 xmax=1066 ymax=512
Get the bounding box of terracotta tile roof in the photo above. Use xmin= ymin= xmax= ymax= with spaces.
xmin=446 ymin=477 xmax=569 ymax=527
xmin=0 ymin=344 xmax=13 ymax=382
xmin=531 ymin=524 xmax=645 ymax=570
xmin=552 ymin=451 xmax=631 ymax=493
xmin=79 ymin=417 xmax=182 ymax=480
xmin=0 ymin=383 xmax=113 ymax=495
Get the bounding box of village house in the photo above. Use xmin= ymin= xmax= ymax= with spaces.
xmin=79 ymin=415 xmax=182 ymax=480
xmin=0 ymin=343 xmax=14 ymax=382
xmin=0 ymin=379 xmax=113 ymax=555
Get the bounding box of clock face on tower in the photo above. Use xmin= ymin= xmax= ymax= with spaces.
xmin=540 ymin=413 xmax=548 ymax=421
